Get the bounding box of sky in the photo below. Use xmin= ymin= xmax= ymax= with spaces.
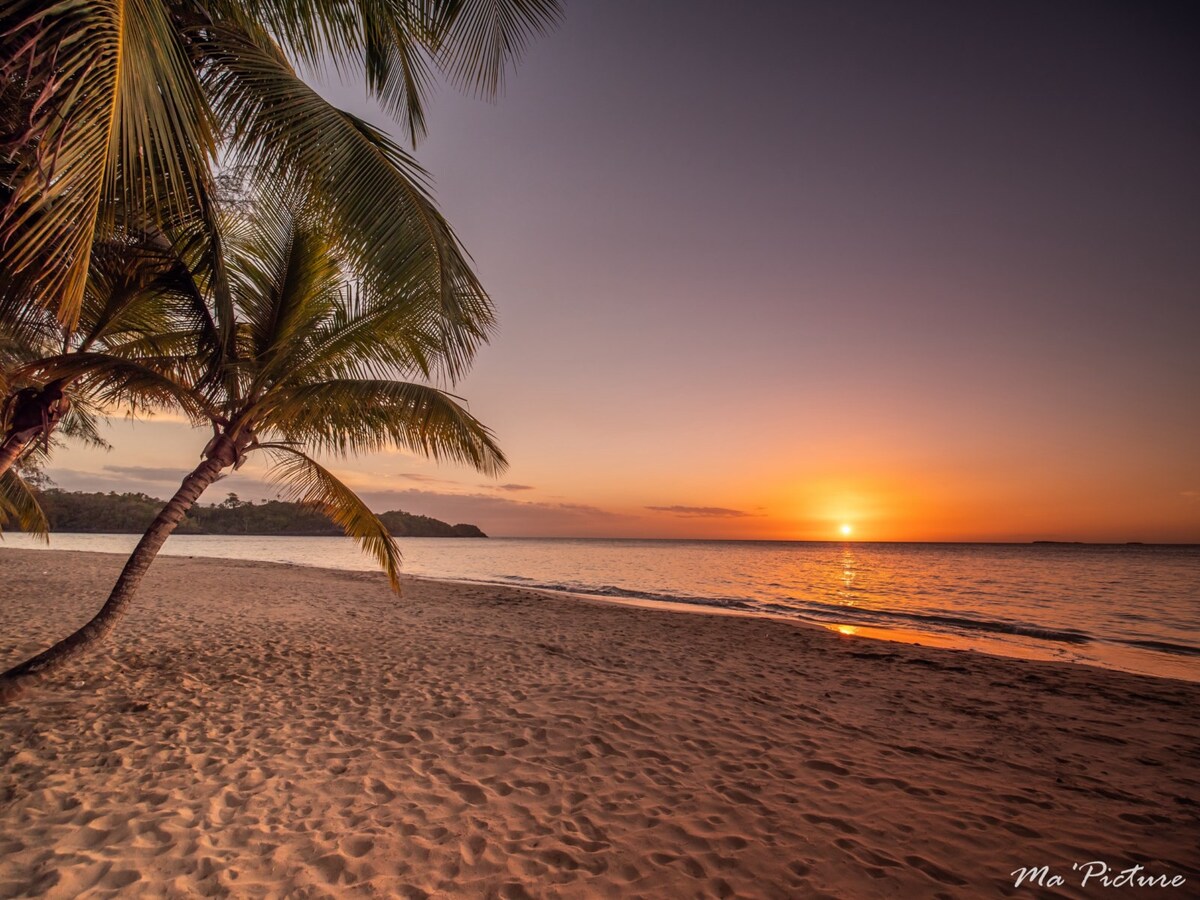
xmin=48 ymin=0 xmax=1200 ymax=542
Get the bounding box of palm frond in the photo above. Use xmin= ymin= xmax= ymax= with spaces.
xmin=151 ymin=204 xmax=240 ymax=399
xmin=209 ymin=1 xmax=560 ymax=143
xmin=261 ymin=378 xmax=507 ymax=475
xmin=0 ymin=467 xmax=48 ymax=539
xmin=228 ymin=208 xmax=450 ymax=386
xmin=262 ymin=442 xmax=402 ymax=592
xmin=282 ymin=281 xmax=444 ymax=382
xmin=0 ymin=0 xmax=215 ymax=324
xmin=0 ymin=306 xmax=57 ymax=395
xmin=77 ymin=228 xmax=193 ymax=350
xmin=29 ymin=351 xmax=214 ymax=424
xmin=433 ymin=0 xmax=563 ymax=99
xmin=224 ymin=201 xmax=345 ymax=388
xmin=357 ymin=0 xmax=439 ymax=142
xmin=54 ymin=396 xmax=111 ymax=451
xmin=196 ymin=23 xmax=494 ymax=381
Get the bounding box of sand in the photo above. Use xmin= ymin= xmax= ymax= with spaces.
xmin=0 ymin=548 xmax=1196 ymax=899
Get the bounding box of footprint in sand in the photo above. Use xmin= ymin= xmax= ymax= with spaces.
xmin=804 ymin=759 xmax=850 ymax=776
xmin=904 ymin=854 xmax=969 ymax=886
xmin=801 ymin=813 xmax=860 ymax=835
xmin=833 ymin=837 xmax=903 ymax=869
xmin=313 ymin=852 xmax=351 ymax=885
xmin=460 ymin=833 xmax=487 ymax=865
xmin=449 ymin=781 xmax=488 ymax=805
xmin=343 ymin=836 xmax=374 ymax=858
xmin=498 ymin=883 xmax=534 ymax=900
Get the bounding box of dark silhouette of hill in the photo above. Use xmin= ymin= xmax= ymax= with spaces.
xmin=28 ymin=490 xmax=486 ymax=538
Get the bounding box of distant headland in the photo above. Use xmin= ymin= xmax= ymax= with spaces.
xmin=25 ymin=490 xmax=486 ymax=538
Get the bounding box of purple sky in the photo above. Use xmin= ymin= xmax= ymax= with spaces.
xmin=51 ymin=0 xmax=1200 ymax=540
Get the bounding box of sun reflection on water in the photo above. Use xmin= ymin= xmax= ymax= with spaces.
xmin=839 ymin=547 xmax=858 ymax=604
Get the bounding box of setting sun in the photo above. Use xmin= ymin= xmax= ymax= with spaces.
xmin=840 ymin=523 xmax=853 ymax=537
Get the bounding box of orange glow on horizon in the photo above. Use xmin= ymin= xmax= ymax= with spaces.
xmin=38 ymin=414 xmax=1200 ymax=543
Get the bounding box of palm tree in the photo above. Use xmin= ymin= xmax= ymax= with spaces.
xmin=0 ymin=224 xmax=206 ymax=479
xmin=0 ymin=0 xmax=561 ymax=327
xmin=0 ymin=199 xmax=506 ymax=698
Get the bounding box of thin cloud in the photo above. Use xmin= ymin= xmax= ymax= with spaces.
xmin=397 ymin=473 xmax=461 ymax=486
xmin=102 ymin=465 xmax=190 ymax=482
xmin=551 ymin=501 xmax=615 ymax=515
xmin=356 ymin=488 xmax=627 ymax=535
xmin=493 ymin=483 xmax=535 ymax=492
xmin=646 ymin=505 xmax=755 ymax=518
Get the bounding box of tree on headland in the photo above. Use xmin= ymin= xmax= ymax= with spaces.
xmin=0 ymin=198 xmax=507 ymax=700
xmin=28 ymin=488 xmax=488 ymax=537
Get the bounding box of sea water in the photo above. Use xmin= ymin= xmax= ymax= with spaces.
xmin=5 ymin=534 xmax=1198 ymax=682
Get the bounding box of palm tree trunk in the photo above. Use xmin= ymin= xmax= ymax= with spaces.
xmin=0 ymin=454 xmax=226 ymax=701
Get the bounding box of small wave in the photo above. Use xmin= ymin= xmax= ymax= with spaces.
xmin=481 ymin=577 xmax=1096 ymax=647
xmin=769 ymin=602 xmax=1095 ymax=646
xmin=1118 ymin=638 xmax=1200 ymax=657
xmin=877 ymin=610 xmax=1094 ymax=645
xmin=500 ymin=578 xmax=757 ymax=612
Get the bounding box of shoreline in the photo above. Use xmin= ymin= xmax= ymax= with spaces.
xmin=6 ymin=537 xmax=1197 ymax=684
xmin=2 ymin=548 xmax=1198 ymax=897
xmin=5 ymin=546 xmax=1190 ymax=690
xmin=505 ymin=582 xmax=1200 ymax=685
xmin=467 ymin=580 xmax=1200 ymax=685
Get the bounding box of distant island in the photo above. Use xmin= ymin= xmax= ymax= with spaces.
xmin=27 ymin=490 xmax=486 ymax=538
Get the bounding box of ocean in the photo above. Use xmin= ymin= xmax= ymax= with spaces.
xmin=5 ymin=534 xmax=1198 ymax=682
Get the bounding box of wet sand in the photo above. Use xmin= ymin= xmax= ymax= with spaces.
xmin=1 ymin=548 xmax=1197 ymax=898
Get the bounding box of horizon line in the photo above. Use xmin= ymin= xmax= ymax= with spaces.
xmin=478 ymin=536 xmax=1200 ymax=547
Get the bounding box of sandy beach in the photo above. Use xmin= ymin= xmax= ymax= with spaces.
xmin=0 ymin=548 xmax=1196 ymax=898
